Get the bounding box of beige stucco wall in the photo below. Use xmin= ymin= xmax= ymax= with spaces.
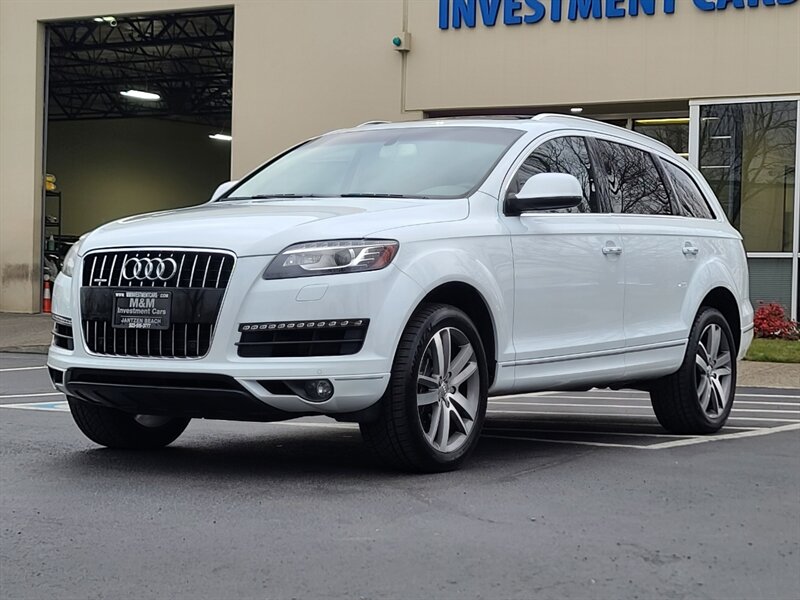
xmin=405 ymin=0 xmax=800 ymax=111
xmin=1 ymin=0 xmax=798 ymax=312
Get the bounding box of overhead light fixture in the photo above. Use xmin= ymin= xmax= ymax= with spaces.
xmin=570 ymin=107 xmax=584 ymax=114
xmin=710 ymin=135 xmax=732 ymax=140
xmin=209 ymin=133 xmax=233 ymax=141
xmin=93 ymin=16 xmax=118 ymax=26
xmin=634 ymin=118 xmax=690 ymax=126
xmin=120 ymin=89 xmax=161 ymax=101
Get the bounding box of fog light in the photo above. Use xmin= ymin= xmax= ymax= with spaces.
xmin=305 ymin=379 xmax=334 ymax=401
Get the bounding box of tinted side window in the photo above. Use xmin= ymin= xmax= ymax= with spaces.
xmin=662 ymin=160 xmax=714 ymax=219
xmin=594 ymin=139 xmax=671 ymax=215
xmin=510 ymin=136 xmax=596 ymax=213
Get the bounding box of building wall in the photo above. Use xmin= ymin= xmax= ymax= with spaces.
xmin=1 ymin=0 xmax=798 ymax=311
xmin=46 ymin=118 xmax=231 ymax=236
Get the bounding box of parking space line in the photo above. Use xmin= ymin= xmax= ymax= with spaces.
xmin=490 ymin=401 xmax=799 ymax=414
xmin=646 ymin=423 xmax=800 ymax=449
xmin=483 ymin=426 xmax=763 ymax=438
xmin=487 ymin=409 xmax=799 ymax=423
xmin=0 ymin=366 xmax=47 ymax=372
xmin=0 ymin=401 xmax=69 ymax=412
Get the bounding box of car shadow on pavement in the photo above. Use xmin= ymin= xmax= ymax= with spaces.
xmin=51 ymin=428 xmax=578 ymax=482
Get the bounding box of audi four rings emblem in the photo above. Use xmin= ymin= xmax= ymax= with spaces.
xmin=122 ymin=257 xmax=178 ymax=281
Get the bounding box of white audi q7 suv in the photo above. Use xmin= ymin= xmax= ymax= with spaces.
xmin=48 ymin=115 xmax=754 ymax=472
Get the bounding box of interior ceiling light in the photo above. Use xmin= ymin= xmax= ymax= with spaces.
xmin=570 ymin=107 xmax=584 ymax=114
xmin=93 ymin=16 xmax=117 ymax=25
xmin=120 ymin=89 xmax=161 ymax=101
xmin=634 ymin=118 xmax=690 ymax=126
xmin=209 ymin=133 xmax=233 ymax=141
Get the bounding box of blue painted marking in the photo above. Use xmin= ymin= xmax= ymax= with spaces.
xmin=1 ymin=401 xmax=69 ymax=412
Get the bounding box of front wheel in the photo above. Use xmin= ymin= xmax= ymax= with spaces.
xmin=68 ymin=397 xmax=190 ymax=449
xmin=650 ymin=307 xmax=737 ymax=434
xmin=360 ymin=303 xmax=488 ymax=472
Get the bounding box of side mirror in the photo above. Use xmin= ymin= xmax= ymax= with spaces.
xmin=210 ymin=180 xmax=239 ymax=201
xmin=505 ymin=173 xmax=583 ymax=215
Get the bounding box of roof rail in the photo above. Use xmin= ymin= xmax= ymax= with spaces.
xmin=357 ymin=120 xmax=391 ymax=127
xmin=531 ymin=113 xmax=675 ymax=154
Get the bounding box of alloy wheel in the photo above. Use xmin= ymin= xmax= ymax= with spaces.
xmin=695 ymin=323 xmax=733 ymax=418
xmin=416 ymin=327 xmax=481 ymax=453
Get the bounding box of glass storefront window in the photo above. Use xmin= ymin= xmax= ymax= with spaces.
xmin=699 ymin=101 xmax=797 ymax=253
xmin=633 ymin=118 xmax=690 ymax=157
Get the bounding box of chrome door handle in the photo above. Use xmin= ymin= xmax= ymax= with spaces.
xmin=602 ymin=245 xmax=623 ymax=255
xmin=683 ymin=243 xmax=699 ymax=256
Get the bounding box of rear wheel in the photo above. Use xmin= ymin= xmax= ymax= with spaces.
xmin=360 ymin=303 xmax=488 ymax=472
xmin=68 ymin=396 xmax=190 ymax=449
xmin=650 ymin=308 xmax=736 ymax=434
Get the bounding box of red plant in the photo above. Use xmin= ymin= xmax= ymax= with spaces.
xmin=753 ymin=303 xmax=799 ymax=341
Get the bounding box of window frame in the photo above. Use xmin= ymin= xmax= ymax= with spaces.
xmin=501 ymin=132 xmax=601 ymax=216
xmin=585 ymin=136 xmax=674 ymax=218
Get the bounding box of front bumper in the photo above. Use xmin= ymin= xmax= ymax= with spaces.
xmin=48 ymin=255 xmax=425 ymax=417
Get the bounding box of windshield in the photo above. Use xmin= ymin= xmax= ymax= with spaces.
xmin=223 ymin=126 xmax=523 ymax=200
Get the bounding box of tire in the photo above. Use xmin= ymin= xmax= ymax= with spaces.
xmin=68 ymin=396 xmax=190 ymax=449
xmin=360 ymin=303 xmax=489 ymax=473
xmin=650 ymin=307 xmax=737 ymax=434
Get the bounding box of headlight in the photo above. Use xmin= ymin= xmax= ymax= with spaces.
xmin=264 ymin=239 xmax=399 ymax=279
xmin=61 ymin=236 xmax=85 ymax=277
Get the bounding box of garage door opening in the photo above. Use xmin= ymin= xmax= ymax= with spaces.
xmin=41 ymin=8 xmax=234 ymax=298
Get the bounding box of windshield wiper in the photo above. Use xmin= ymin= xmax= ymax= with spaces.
xmin=225 ymin=193 xmax=328 ymax=200
xmin=338 ymin=193 xmax=430 ymax=199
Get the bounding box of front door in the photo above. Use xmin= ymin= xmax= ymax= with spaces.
xmin=504 ymin=135 xmax=626 ymax=391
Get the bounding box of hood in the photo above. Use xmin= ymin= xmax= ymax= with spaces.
xmin=81 ymin=197 xmax=468 ymax=257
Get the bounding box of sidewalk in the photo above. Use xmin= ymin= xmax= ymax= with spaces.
xmin=1 ymin=312 xmax=798 ymax=388
xmin=0 ymin=312 xmax=52 ymax=353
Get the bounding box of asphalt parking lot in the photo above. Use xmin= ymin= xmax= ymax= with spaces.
xmin=1 ymin=352 xmax=798 ymax=600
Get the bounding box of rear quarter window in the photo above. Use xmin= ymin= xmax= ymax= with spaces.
xmin=662 ymin=160 xmax=715 ymax=219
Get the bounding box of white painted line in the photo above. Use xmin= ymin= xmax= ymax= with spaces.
xmin=737 ymin=393 xmax=800 ymax=400
xmin=486 ymin=409 xmax=800 ymax=423
xmin=495 ymin=394 xmax=800 ymax=405
xmin=0 ymin=392 xmax=61 ymax=399
xmin=483 ymin=427 xmax=713 ymax=438
xmin=0 ymin=365 xmax=47 ymax=372
xmin=0 ymin=401 xmax=69 ymax=412
xmin=646 ymin=423 xmax=800 ymax=449
xmin=492 ymin=401 xmax=800 ymax=415
xmin=483 ymin=434 xmax=648 ymax=449
xmin=269 ymin=421 xmax=357 ymax=430
xmin=486 ymin=423 xmax=800 ymax=450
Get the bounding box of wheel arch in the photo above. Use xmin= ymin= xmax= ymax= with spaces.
xmin=418 ymin=282 xmax=498 ymax=387
xmin=699 ymin=286 xmax=742 ymax=354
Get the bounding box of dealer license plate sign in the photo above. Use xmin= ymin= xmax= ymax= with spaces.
xmin=112 ymin=290 xmax=172 ymax=330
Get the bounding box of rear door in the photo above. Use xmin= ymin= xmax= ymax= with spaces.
xmin=589 ymin=138 xmax=697 ymax=362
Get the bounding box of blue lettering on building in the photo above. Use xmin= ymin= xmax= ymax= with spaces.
xmin=438 ymin=0 xmax=796 ymax=29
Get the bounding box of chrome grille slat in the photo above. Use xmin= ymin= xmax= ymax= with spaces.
xmin=81 ymin=249 xmax=234 ymax=358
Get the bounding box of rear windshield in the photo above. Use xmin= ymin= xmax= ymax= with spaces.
xmin=222 ymin=126 xmax=524 ymax=200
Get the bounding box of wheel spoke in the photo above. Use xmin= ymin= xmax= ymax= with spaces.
xmin=450 ymin=407 xmax=468 ymax=436
xmin=426 ymin=402 xmax=442 ymax=442
xmin=432 ymin=330 xmax=451 ymax=377
xmin=696 ymin=353 xmax=709 ymax=371
xmin=418 ymin=374 xmax=438 ymax=390
xmin=449 ymin=344 xmax=474 ymax=379
xmin=708 ymin=325 xmax=721 ymax=363
xmin=417 ymin=391 xmax=439 ymax=407
xmin=449 ymin=391 xmax=476 ymax=420
xmin=714 ymin=366 xmax=732 ymax=379
xmin=711 ymin=377 xmax=727 ymax=411
xmin=436 ymin=405 xmax=450 ymax=449
xmin=714 ymin=351 xmax=732 ymax=370
xmin=450 ymin=361 xmax=477 ymax=388
xmin=698 ymin=378 xmax=711 ymax=411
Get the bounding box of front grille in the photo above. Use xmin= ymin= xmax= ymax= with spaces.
xmin=52 ymin=317 xmax=74 ymax=350
xmin=237 ymin=319 xmax=369 ymax=358
xmin=82 ymin=249 xmax=233 ymax=289
xmin=80 ymin=249 xmax=234 ymax=358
